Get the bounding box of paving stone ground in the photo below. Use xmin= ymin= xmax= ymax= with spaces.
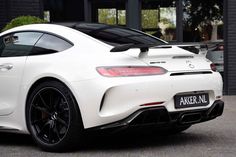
xmin=0 ymin=96 xmax=235 ymax=157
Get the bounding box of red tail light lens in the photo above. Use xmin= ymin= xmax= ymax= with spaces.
xmin=97 ymin=66 xmax=167 ymax=77
xmin=210 ymin=63 xmax=217 ymax=72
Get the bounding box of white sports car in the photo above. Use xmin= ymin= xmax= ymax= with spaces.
xmin=0 ymin=23 xmax=224 ymax=151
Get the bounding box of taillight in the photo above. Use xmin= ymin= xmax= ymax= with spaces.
xmin=210 ymin=63 xmax=217 ymax=72
xmin=97 ymin=66 xmax=167 ymax=77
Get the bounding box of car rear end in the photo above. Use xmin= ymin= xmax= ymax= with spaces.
xmin=72 ymin=46 xmax=223 ymax=132
xmin=93 ymin=47 xmax=223 ymax=129
xmin=63 ymin=22 xmax=224 ymax=131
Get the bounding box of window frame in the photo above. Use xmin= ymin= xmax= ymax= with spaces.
xmin=0 ymin=31 xmax=43 ymax=57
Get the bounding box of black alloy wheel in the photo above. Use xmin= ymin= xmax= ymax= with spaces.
xmin=26 ymin=81 xmax=83 ymax=152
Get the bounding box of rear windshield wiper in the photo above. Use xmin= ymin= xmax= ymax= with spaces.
xmin=110 ymin=43 xmax=172 ymax=52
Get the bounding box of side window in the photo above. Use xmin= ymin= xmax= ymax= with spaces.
xmin=0 ymin=32 xmax=43 ymax=57
xmin=31 ymin=34 xmax=73 ymax=55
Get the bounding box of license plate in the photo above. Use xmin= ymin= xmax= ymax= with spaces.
xmin=174 ymin=93 xmax=209 ymax=109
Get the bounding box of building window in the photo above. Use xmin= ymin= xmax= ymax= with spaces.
xmin=44 ymin=11 xmax=50 ymax=22
xmin=98 ymin=9 xmax=126 ymax=26
xmin=141 ymin=0 xmax=177 ymax=41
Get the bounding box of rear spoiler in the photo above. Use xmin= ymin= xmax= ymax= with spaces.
xmin=167 ymin=42 xmax=208 ymax=49
xmin=110 ymin=44 xmax=172 ymax=52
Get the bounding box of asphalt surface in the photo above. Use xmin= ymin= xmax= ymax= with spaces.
xmin=0 ymin=96 xmax=235 ymax=157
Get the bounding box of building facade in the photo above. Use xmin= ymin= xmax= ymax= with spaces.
xmin=224 ymin=0 xmax=236 ymax=94
xmin=0 ymin=0 xmax=235 ymax=94
xmin=0 ymin=0 xmax=43 ymax=29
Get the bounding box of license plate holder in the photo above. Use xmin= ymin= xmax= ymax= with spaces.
xmin=174 ymin=93 xmax=209 ymax=109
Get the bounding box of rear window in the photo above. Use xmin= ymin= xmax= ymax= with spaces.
xmin=74 ymin=23 xmax=165 ymax=46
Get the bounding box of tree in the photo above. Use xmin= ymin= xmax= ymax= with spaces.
xmin=184 ymin=0 xmax=223 ymax=28
xmin=2 ymin=16 xmax=46 ymax=32
xmin=98 ymin=9 xmax=126 ymax=25
xmin=183 ymin=0 xmax=223 ymax=41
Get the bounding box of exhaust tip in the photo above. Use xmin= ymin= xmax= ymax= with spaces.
xmin=179 ymin=113 xmax=202 ymax=124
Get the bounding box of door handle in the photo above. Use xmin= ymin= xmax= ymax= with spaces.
xmin=0 ymin=63 xmax=13 ymax=71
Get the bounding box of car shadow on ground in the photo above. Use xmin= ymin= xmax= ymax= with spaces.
xmin=0 ymin=132 xmax=35 ymax=147
xmin=0 ymin=127 xmax=219 ymax=152
xmin=80 ymin=129 xmax=215 ymax=151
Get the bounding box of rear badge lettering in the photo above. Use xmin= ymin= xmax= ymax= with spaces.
xmin=180 ymin=95 xmax=207 ymax=106
xmin=175 ymin=93 xmax=209 ymax=108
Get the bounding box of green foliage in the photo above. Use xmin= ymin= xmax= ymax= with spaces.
xmin=98 ymin=8 xmax=176 ymax=31
xmin=98 ymin=9 xmax=126 ymax=25
xmin=117 ymin=10 xmax=126 ymax=25
xmin=183 ymin=0 xmax=223 ymax=28
xmin=142 ymin=9 xmax=176 ymax=30
xmin=142 ymin=10 xmax=159 ymax=29
xmin=2 ymin=16 xmax=46 ymax=32
xmin=98 ymin=9 xmax=116 ymax=25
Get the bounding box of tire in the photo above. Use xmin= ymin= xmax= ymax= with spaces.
xmin=26 ymin=80 xmax=84 ymax=152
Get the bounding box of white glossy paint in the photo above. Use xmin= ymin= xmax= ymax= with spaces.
xmin=0 ymin=24 xmax=223 ymax=132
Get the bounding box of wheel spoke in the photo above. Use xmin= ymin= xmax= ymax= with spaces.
xmin=57 ymin=117 xmax=68 ymax=128
xmin=38 ymin=121 xmax=50 ymax=137
xmin=58 ymin=107 xmax=69 ymax=115
xmin=49 ymin=90 xmax=53 ymax=107
xmin=32 ymin=104 xmax=50 ymax=115
xmin=48 ymin=122 xmax=54 ymax=143
xmin=53 ymin=96 xmax=62 ymax=110
xmin=54 ymin=122 xmax=61 ymax=141
xmin=39 ymin=93 xmax=50 ymax=110
xmin=32 ymin=117 xmax=48 ymax=125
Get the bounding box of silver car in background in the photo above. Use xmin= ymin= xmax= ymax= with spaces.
xmin=206 ymin=41 xmax=224 ymax=74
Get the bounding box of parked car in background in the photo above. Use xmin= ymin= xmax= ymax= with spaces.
xmin=206 ymin=41 xmax=224 ymax=74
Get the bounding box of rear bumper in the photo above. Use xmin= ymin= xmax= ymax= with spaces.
xmin=71 ymin=70 xmax=222 ymax=129
xmin=90 ymin=100 xmax=224 ymax=131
